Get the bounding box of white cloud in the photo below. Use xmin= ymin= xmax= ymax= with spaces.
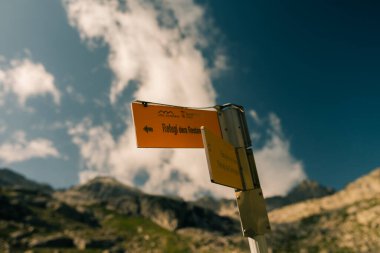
xmin=64 ymin=0 xmax=219 ymax=106
xmin=68 ymin=118 xmax=115 ymax=174
xmin=249 ymin=109 xmax=262 ymax=125
xmin=64 ymin=0 xmax=305 ymax=199
xmin=0 ymin=58 xmax=60 ymax=107
xmin=63 ymin=0 xmax=227 ymax=200
xmin=252 ymin=113 xmax=306 ymax=197
xmin=0 ymin=131 xmax=60 ymax=164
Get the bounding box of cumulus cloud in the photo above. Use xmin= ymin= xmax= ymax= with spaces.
xmin=64 ymin=0 xmax=230 ymax=199
xmin=64 ymin=0 xmax=306 ymax=199
xmin=0 ymin=131 xmax=60 ymax=164
xmin=249 ymin=109 xmax=262 ymax=125
xmin=252 ymin=113 xmax=306 ymax=197
xmin=68 ymin=117 xmax=231 ymax=199
xmin=68 ymin=118 xmax=115 ymax=174
xmin=64 ymin=0 xmax=219 ymax=106
xmin=0 ymin=58 xmax=60 ymax=107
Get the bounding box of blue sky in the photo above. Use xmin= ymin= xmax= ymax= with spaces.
xmin=211 ymin=1 xmax=380 ymax=189
xmin=0 ymin=0 xmax=379 ymax=199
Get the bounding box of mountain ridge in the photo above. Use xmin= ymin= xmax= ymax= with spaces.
xmin=1 ymin=167 xmax=379 ymax=252
xmin=269 ymin=167 xmax=380 ymax=223
xmin=55 ymin=175 xmax=240 ymax=233
xmin=268 ymin=167 xmax=380 ymax=252
xmin=0 ymin=168 xmax=52 ymax=193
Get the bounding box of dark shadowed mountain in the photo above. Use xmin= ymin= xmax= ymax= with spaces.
xmin=0 ymin=168 xmax=52 ymax=193
xmin=265 ymin=179 xmax=335 ymax=211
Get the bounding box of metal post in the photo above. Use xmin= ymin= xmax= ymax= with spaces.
xmin=249 ymin=236 xmax=268 ymax=253
xmin=249 ymin=238 xmax=258 ymax=253
xmin=216 ymin=104 xmax=270 ymax=253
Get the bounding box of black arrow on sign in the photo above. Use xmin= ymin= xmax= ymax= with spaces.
xmin=143 ymin=125 xmax=153 ymax=133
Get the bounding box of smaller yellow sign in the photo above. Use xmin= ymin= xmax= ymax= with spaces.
xmin=201 ymin=127 xmax=243 ymax=189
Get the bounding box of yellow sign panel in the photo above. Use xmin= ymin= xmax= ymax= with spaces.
xmin=201 ymin=127 xmax=243 ymax=189
xmin=131 ymin=101 xmax=222 ymax=148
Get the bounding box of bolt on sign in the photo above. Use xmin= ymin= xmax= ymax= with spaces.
xmin=201 ymin=127 xmax=243 ymax=190
xmin=131 ymin=101 xmax=222 ymax=148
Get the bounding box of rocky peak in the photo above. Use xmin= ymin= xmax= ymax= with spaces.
xmin=80 ymin=176 xmax=135 ymax=188
xmin=55 ymin=176 xmax=141 ymax=206
xmin=264 ymin=179 xmax=335 ymax=211
xmin=286 ymin=179 xmax=335 ymax=202
xmin=269 ymin=167 xmax=380 ymax=224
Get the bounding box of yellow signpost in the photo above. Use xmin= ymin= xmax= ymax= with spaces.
xmin=131 ymin=101 xmax=221 ymax=148
xmin=201 ymin=127 xmax=243 ymax=190
xmin=131 ymin=101 xmax=270 ymax=253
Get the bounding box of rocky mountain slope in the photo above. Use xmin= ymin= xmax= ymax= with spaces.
xmin=269 ymin=168 xmax=380 ymax=252
xmin=0 ymin=170 xmax=247 ymax=252
xmin=55 ymin=177 xmax=240 ymax=233
xmin=1 ymin=167 xmax=379 ymax=252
